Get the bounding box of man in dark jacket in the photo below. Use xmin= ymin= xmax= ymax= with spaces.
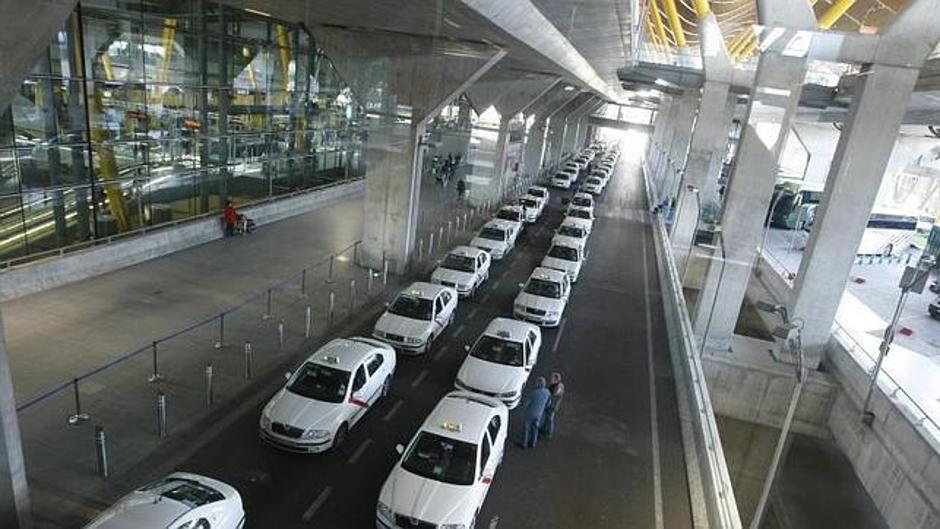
xmin=520 ymin=377 xmax=551 ymax=448
xmin=542 ymin=372 xmax=565 ymax=438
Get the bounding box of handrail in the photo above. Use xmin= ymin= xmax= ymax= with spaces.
xmin=643 ymin=162 xmax=743 ymax=529
xmin=0 ymin=177 xmax=363 ymax=272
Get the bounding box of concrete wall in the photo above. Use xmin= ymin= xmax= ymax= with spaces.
xmin=0 ymin=180 xmax=365 ymax=302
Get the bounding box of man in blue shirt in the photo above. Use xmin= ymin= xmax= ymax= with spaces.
xmin=520 ymin=377 xmax=551 ymax=449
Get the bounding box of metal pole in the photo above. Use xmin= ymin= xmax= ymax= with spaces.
xmin=447 ymin=220 xmax=453 ymax=242
xmin=367 ymin=268 xmax=374 ymax=294
xmin=264 ymin=289 xmax=272 ymax=320
xmin=327 ymin=254 xmax=335 ymax=283
xmin=95 ymin=426 xmax=109 ymax=478
xmin=383 ymin=259 xmax=389 ymax=287
xmin=700 ymin=231 xmax=727 ymax=356
xmin=244 ymin=341 xmax=253 ymax=379
xmin=329 ymin=291 xmax=335 ymax=325
xmin=862 ymin=288 xmax=909 ymax=423
xmin=679 ymin=192 xmax=701 ymax=281
xmin=463 ymin=212 xmax=468 ymax=231
xmin=438 ymin=226 xmax=444 ymax=248
xmin=304 ymin=305 xmax=312 ymax=338
xmin=205 ymin=364 xmax=214 ymax=407
xmin=429 ymin=232 xmax=435 ymax=256
xmin=300 ymin=268 xmax=307 ymax=298
xmin=349 ymin=279 xmax=357 ymax=311
xmin=156 ymin=392 xmax=167 ymax=438
xmin=418 ymin=238 xmax=424 ymax=260
xmin=214 ymin=312 xmax=224 ymax=349
xmin=788 ymin=207 xmax=804 ymax=253
xmin=148 ymin=341 xmax=163 ymax=383
xmin=277 ymin=320 xmax=285 ymax=349
xmin=67 ymin=378 xmax=89 ymax=425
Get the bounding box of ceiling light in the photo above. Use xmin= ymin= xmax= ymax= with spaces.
xmin=564 ymin=85 xmax=575 ymax=91
xmin=244 ymin=8 xmax=271 ymax=17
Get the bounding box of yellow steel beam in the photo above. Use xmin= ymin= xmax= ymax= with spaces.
xmin=661 ymin=0 xmax=687 ymax=47
xmin=736 ymin=33 xmax=760 ymax=62
xmin=726 ymin=30 xmax=750 ymax=56
xmin=818 ymin=0 xmax=857 ymax=29
xmin=158 ymin=18 xmax=178 ymax=85
xmin=100 ymin=52 xmax=114 ymax=81
xmin=692 ymin=0 xmax=710 ymax=17
xmin=89 ymin=87 xmax=131 ymax=232
xmin=650 ymin=0 xmax=673 ymax=47
xmin=275 ymin=25 xmax=291 ymax=91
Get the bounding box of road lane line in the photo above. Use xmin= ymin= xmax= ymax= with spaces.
xmin=382 ymin=399 xmax=404 ymax=421
xmin=411 ymin=369 xmax=429 ymax=387
xmin=468 ymin=307 xmax=480 ymax=319
xmin=492 ymin=278 xmax=502 ymax=289
xmin=489 ymin=515 xmax=500 ymax=528
xmin=347 ymin=438 xmax=373 ymax=465
xmin=481 ymin=293 xmax=491 ymax=303
xmin=641 ymin=227 xmax=665 ymax=529
xmin=454 ymin=324 xmax=466 ymax=337
xmin=301 ymin=486 xmax=333 ymax=521
xmin=552 ymin=317 xmax=568 ymax=354
xmin=433 ymin=345 xmax=449 ymax=361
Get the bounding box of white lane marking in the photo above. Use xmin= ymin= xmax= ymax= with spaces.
xmin=382 ymin=399 xmax=404 ymax=421
xmin=489 ymin=515 xmax=500 ymax=528
xmin=481 ymin=293 xmax=492 ymax=303
xmin=453 ymin=324 xmax=466 ymax=338
xmin=347 ymin=438 xmax=373 ymax=465
xmin=641 ymin=227 xmax=665 ymax=529
xmin=411 ymin=369 xmax=429 ymax=388
xmin=433 ymin=345 xmax=449 ymax=361
xmin=301 ymin=486 xmax=333 ymax=521
xmin=492 ymin=278 xmax=502 ymax=289
xmin=468 ymin=307 xmax=480 ymax=319
xmin=552 ymin=317 xmax=568 ymax=354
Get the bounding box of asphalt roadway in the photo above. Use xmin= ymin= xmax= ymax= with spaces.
xmin=174 ymin=159 xmax=694 ymax=528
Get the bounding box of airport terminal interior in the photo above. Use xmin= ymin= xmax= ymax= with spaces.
xmin=0 ymin=0 xmax=940 ymax=528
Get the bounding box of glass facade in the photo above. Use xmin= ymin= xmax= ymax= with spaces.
xmin=0 ymin=0 xmax=365 ymax=262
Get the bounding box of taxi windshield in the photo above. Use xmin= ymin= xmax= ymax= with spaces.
xmin=568 ymin=209 xmax=591 ymax=220
xmin=497 ymin=209 xmax=521 ymax=222
xmin=519 ymin=199 xmax=537 ymax=208
xmin=441 ymin=254 xmax=476 ymax=273
xmin=389 ymin=295 xmax=433 ymax=321
xmin=558 ymin=225 xmax=584 ymax=238
xmin=554 ymin=173 xmax=570 ymax=180
xmin=525 ymin=278 xmax=561 ymax=299
xmin=401 ymin=432 xmax=477 ymax=486
xmin=587 ymin=178 xmax=601 ymax=185
xmin=528 ymin=188 xmax=545 ymax=198
xmin=140 ymin=478 xmax=224 ymax=508
xmin=287 ymin=362 xmax=350 ymax=403
xmin=547 ymin=245 xmax=579 ymax=262
xmin=572 ymin=196 xmax=592 ymax=208
xmin=471 ymin=335 xmax=524 ymax=367
xmin=479 ymin=227 xmax=505 ymax=241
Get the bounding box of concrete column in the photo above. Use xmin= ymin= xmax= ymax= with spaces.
xmin=790 ymin=65 xmax=925 ymax=367
xmin=672 ymin=80 xmax=733 ymax=275
xmin=547 ymin=93 xmax=591 ymax=165
xmin=651 ymin=97 xmax=681 ymax=201
xmin=692 ymin=51 xmax=809 ymax=350
xmin=660 ymin=91 xmax=699 ymax=207
xmin=648 ymin=97 xmax=674 ymax=175
xmin=524 ymin=117 xmax=548 ymax=175
xmin=0 ymin=309 xmax=30 ymax=529
xmin=562 ymin=97 xmax=597 ymax=156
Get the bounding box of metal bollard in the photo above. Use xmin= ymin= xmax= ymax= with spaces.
xmin=349 ymin=279 xmax=357 ymax=311
xmin=244 ymin=341 xmax=253 ymax=379
xmin=156 ymin=392 xmax=167 ymax=438
xmin=214 ymin=313 xmax=225 ymax=349
xmin=95 ymin=426 xmax=109 ymax=478
xmin=304 ymin=305 xmax=312 ymax=338
xmin=329 ymin=291 xmax=336 ymax=325
xmin=383 ymin=259 xmax=389 ymax=287
xmin=429 ymin=232 xmax=435 ymax=256
xmin=148 ymin=341 xmax=163 ymax=383
xmin=263 ymin=289 xmax=272 ymax=320
xmin=300 ymin=268 xmax=307 ymax=298
xmin=463 ymin=212 xmax=468 ymax=231
xmin=327 ymin=254 xmax=335 ymax=283
xmin=447 ymin=221 xmax=453 ymax=242
xmin=353 ymin=241 xmax=360 ymax=263
xmin=367 ymin=268 xmax=374 ymax=294
xmin=67 ymin=378 xmax=90 ymax=425
xmin=277 ymin=320 xmax=285 ymax=349
xmin=418 ymin=238 xmax=424 ymax=260
xmin=205 ymin=364 xmax=214 ymax=407
xmin=438 ymin=226 xmax=444 ymax=247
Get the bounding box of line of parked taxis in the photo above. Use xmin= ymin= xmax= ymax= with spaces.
xmin=83 ymin=145 xmax=620 ymax=529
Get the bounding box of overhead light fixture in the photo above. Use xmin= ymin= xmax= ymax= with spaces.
xmin=564 ymin=85 xmax=575 ymax=91
xmin=244 ymin=8 xmax=271 ymax=17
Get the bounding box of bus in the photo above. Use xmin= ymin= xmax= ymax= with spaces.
xmin=857 ymin=212 xmax=919 ymax=256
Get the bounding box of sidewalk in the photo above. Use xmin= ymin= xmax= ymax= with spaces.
xmin=3 ymin=173 xmax=488 ymax=527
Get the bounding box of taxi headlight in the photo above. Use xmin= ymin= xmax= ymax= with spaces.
xmin=374 ymin=329 xmax=386 ymax=338
xmin=260 ymin=413 xmax=272 ymax=430
xmin=303 ymin=429 xmax=331 ymax=440
xmin=376 ymin=501 xmax=393 ymax=521
xmin=459 ymin=283 xmax=471 ymax=291
xmin=454 ymin=378 xmax=469 ymax=390
xmin=497 ymin=390 xmax=519 ymax=399
xmin=514 ymin=302 xmax=525 ymax=311
xmin=546 ymin=310 xmax=560 ymax=317
xmin=406 ymin=336 xmax=423 ymax=345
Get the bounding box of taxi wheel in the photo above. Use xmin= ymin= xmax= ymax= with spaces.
xmin=381 ymin=376 xmax=391 ymax=398
xmin=332 ymin=423 xmax=348 ymax=450
xmin=424 ymin=335 xmax=435 ymax=355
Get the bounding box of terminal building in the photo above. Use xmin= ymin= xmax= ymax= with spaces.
xmin=0 ymin=1 xmax=939 ymax=528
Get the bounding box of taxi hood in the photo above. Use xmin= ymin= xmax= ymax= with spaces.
xmin=431 ymin=267 xmax=474 ymax=286
xmin=383 ymin=467 xmax=476 ymax=525
xmin=541 ymin=256 xmax=579 ymax=274
xmin=375 ymin=312 xmax=433 ymax=338
xmin=515 ymin=292 xmax=564 ymax=312
xmin=457 ymin=357 xmax=527 ymax=395
xmin=84 ymin=491 xmax=191 ymax=529
xmin=265 ymin=389 xmax=345 ymax=430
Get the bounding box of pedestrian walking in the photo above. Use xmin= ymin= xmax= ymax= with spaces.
xmin=456 ymin=178 xmax=467 ymax=201
xmin=520 ymin=377 xmax=551 ymax=449
xmin=542 ymin=372 xmax=565 ymax=438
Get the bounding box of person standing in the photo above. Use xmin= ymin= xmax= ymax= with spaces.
xmin=520 ymin=377 xmax=551 ymax=449
xmin=456 ymin=178 xmax=467 ymax=201
xmin=224 ymin=200 xmax=238 ymax=236
xmin=542 ymin=372 xmax=565 ymax=438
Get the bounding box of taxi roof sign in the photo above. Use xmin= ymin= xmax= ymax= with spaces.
xmin=496 ymin=330 xmax=511 ymax=338
xmin=440 ymin=421 xmax=463 ymax=433
xmin=322 ymin=355 xmax=340 ymax=365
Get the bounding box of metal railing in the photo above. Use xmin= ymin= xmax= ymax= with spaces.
xmin=643 ymin=162 xmax=743 ymax=529
xmin=0 ymin=177 xmax=364 ymax=272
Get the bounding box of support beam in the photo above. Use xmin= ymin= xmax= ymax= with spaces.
xmin=563 ymin=96 xmax=599 ymax=156
xmin=546 ymin=92 xmax=590 ymax=166
xmin=0 ymin=308 xmax=30 ymax=529
xmin=658 ymin=90 xmax=698 ymax=206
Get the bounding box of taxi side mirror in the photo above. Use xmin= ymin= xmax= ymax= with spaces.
xmin=464 ymin=344 xmax=471 ymax=352
xmin=384 ymin=301 xmax=390 ymax=308
xmin=517 ymin=282 xmax=525 ymax=288
xmin=395 ymin=444 xmax=405 ymax=455
xmin=284 ymin=371 xmax=292 ymax=381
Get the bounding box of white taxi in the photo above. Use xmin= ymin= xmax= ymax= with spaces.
xmin=517 ymin=195 xmax=543 ymax=223
xmin=591 ymin=168 xmax=611 ymax=185
xmin=431 ymin=246 xmax=491 ymax=297
xmin=552 ymin=170 xmax=575 ymax=189
xmin=581 ymin=176 xmax=605 ymax=195
xmin=571 ymin=191 xmax=595 ymax=211
xmin=454 ymin=318 xmax=542 ymax=409
xmin=527 ymin=185 xmax=550 ymax=209
xmin=513 ymin=267 xmax=571 ymax=327
xmin=373 ymin=282 xmax=458 ymax=354
xmin=495 ymin=204 xmax=526 ymax=231
xmin=260 ymin=337 xmax=396 ymax=452
xmin=541 ymin=240 xmax=587 ymax=283
xmin=84 ymin=473 xmax=245 ymax=529
xmin=565 ymin=205 xmax=595 ymax=232
xmin=376 ymin=392 xmax=508 ymax=529
xmin=470 ymin=219 xmax=518 ymax=260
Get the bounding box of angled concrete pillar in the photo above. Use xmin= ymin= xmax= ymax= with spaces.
xmin=651 ymin=97 xmax=682 ymax=202
xmin=562 ymin=96 xmax=598 ymax=155
xmin=648 ymin=97 xmax=675 ymax=180
xmin=673 ymin=14 xmax=736 ymax=275
xmin=658 ymin=91 xmax=698 ymax=207
xmin=692 ymin=50 xmax=810 ymax=350
xmin=545 ymin=91 xmax=586 ymax=166
xmin=790 ymin=2 xmax=940 ymax=368
xmin=0 ymin=309 xmax=29 ymax=529
xmin=574 ymin=101 xmax=604 ymax=150
xmin=521 ymin=81 xmax=567 ymax=175
xmin=317 ymin=28 xmax=505 ymax=273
